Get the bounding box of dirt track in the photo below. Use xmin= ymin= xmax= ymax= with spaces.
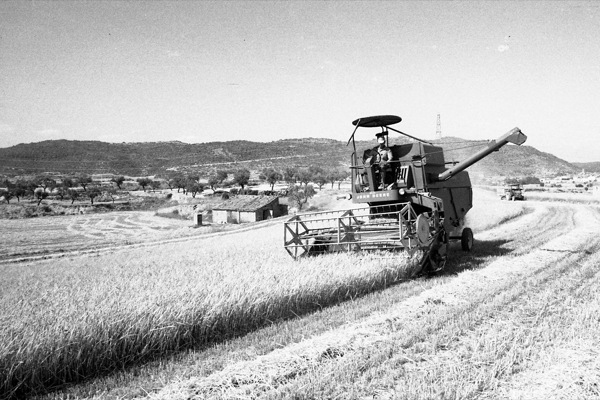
xmin=147 ymin=200 xmax=600 ymax=400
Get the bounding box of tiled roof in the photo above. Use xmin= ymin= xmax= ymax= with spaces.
xmin=212 ymin=195 xmax=279 ymax=211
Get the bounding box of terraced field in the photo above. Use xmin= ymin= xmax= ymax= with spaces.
xmin=2 ymin=189 xmax=599 ymax=399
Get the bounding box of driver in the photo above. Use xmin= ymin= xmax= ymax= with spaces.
xmin=363 ymin=132 xmax=393 ymax=189
xmin=373 ymin=132 xmax=393 ymax=189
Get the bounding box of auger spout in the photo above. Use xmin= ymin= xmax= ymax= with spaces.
xmin=437 ymin=127 xmax=526 ymax=181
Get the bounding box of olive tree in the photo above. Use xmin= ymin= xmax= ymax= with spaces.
xmin=111 ymin=176 xmax=125 ymax=189
xmin=233 ymin=168 xmax=250 ymax=190
xmin=286 ymin=184 xmax=316 ymax=211
xmin=68 ymin=188 xmax=80 ymax=205
xmin=259 ymin=168 xmax=282 ymax=191
xmin=87 ymin=186 xmax=102 ymax=204
xmin=136 ymin=178 xmax=152 ymax=192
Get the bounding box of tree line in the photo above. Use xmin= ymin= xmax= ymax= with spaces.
xmin=0 ymin=165 xmax=350 ymax=207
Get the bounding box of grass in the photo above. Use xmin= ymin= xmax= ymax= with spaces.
xmin=0 ymin=188 xmax=563 ymax=399
xmin=0 ymin=224 xmax=422 ymax=399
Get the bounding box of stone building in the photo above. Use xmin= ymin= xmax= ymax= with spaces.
xmin=212 ymin=195 xmax=287 ymax=224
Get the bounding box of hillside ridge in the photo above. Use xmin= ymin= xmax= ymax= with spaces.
xmin=0 ymin=137 xmax=586 ymax=179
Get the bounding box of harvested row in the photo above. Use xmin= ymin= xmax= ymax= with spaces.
xmin=150 ymin=203 xmax=600 ymax=399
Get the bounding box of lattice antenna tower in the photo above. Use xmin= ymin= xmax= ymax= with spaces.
xmin=436 ymin=113 xmax=442 ymax=139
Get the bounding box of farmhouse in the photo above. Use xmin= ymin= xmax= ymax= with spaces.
xmin=212 ymin=195 xmax=287 ymax=224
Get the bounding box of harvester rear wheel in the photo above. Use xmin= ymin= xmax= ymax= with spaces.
xmin=461 ymin=228 xmax=474 ymax=251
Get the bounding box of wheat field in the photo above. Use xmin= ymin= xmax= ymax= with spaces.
xmin=4 ymin=189 xmax=584 ymax=399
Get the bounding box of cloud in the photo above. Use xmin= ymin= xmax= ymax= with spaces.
xmin=167 ymin=50 xmax=181 ymax=58
xmin=497 ymin=44 xmax=510 ymax=52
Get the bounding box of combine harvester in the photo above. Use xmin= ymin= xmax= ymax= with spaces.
xmin=284 ymin=115 xmax=527 ymax=273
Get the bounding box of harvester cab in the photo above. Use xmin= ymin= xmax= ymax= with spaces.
xmin=284 ymin=115 xmax=527 ymax=274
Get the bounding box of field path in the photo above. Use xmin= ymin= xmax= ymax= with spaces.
xmin=146 ymin=201 xmax=600 ymax=400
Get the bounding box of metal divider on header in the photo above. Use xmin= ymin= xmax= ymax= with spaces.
xmin=283 ymin=202 xmax=422 ymax=260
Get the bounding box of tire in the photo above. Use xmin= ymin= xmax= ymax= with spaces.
xmin=461 ymin=228 xmax=474 ymax=252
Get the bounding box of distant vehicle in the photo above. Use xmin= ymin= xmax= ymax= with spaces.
xmin=500 ymin=184 xmax=525 ymax=201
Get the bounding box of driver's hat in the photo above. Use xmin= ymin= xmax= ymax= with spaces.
xmin=375 ymin=131 xmax=388 ymax=138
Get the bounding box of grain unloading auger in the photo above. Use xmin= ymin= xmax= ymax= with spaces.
xmin=284 ymin=115 xmax=527 ymax=273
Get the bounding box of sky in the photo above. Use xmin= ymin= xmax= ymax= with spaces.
xmin=1 ymin=1 xmax=599 ymax=162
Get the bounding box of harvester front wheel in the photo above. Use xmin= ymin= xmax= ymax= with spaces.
xmin=419 ymin=230 xmax=448 ymax=275
xmin=461 ymin=228 xmax=473 ymax=251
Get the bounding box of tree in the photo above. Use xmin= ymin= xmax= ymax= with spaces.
xmin=26 ymin=180 xmax=38 ymax=195
xmin=136 ymin=178 xmax=152 ymax=192
xmin=1 ymin=178 xmax=12 ymax=191
xmin=296 ymin=169 xmax=312 ymax=187
xmin=283 ymin=167 xmax=298 ymax=184
xmin=327 ymin=170 xmax=343 ymax=189
xmin=0 ymin=189 xmax=13 ymax=204
xmin=216 ymin=170 xmax=229 ymax=183
xmin=36 ymin=176 xmax=56 ymax=191
xmin=233 ymin=168 xmax=250 ymax=189
xmin=186 ymin=180 xmax=204 ymax=198
xmin=13 ymin=181 xmax=27 ymax=202
xmin=111 ymin=176 xmax=125 ymax=189
xmin=309 ymin=166 xmax=327 ymax=190
xmin=260 ymin=168 xmax=282 ymax=191
xmin=151 ymin=180 xmax=161 ymax=192
xmin=68 ymin=188 xmax=80 ymax=205
xmin=55 ymin=186 xmax=68 ymax=201
xmin=77 ymin=175 xmax=93 ymax=191
xmin=169 ymin=174 xmax=186 ymax=193
xmin=87 ymin=186 xmax=102 ymax=204
xmin=287 ymin=184 xmax=316 ymax=211
xmin=1 ymin=180 xmax=15 ymax=204
xmin=327 ymin=170 xmax=349 ymax=189
xmin=208 ymin=175 xmax=220 ymax=191
xmin=208 ymin=170 xmax=229 ymax=190
xmin=34 ymin=188 xmax=48 ymax=206
xmin=62 ymin=177 xmax=75 ymax=188
xmin=336 ymin=170 xmax=349 ymax=189
xmin=519 ymin=176 xmax=542 ymax=185
xmin=104 ymin=187 xmax=117 ymax=204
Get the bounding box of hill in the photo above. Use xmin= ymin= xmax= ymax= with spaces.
xmin=0 ymin=136 xmax=583 ymax=180
xmin=573 ymin=161 xmax=600 ymax=174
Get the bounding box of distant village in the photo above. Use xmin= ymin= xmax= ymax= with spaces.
xmin=470 ymin=169 xmax=600 ymax=197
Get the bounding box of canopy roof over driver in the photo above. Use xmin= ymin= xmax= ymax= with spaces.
xmin=347 ymin=114 xmax=432 ymax=150
xmin=352 ymin=115 xmax=402 ymax=128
